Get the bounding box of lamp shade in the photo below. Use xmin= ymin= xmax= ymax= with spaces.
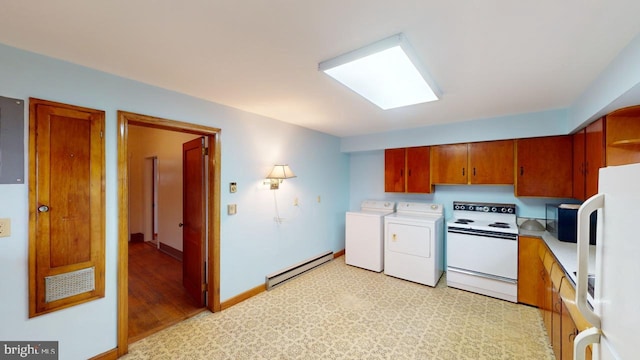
xmin=266 ymin=165 xmax=296 ymax=180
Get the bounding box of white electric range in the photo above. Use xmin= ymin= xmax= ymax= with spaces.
xmin=446 ymin=201 xmax=518 ymax=302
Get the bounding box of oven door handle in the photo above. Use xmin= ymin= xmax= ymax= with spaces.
xmin=448 ymin=267 xmax=518 ymax=284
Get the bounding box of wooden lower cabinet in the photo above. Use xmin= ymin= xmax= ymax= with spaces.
xmin=517 ymin=236 xmax=543 ymax=306
xmin=522 ymin=239 xmax=593 ymax=360
xmin=550 ymin=265 xmax=564 ymax=360
xmin=561 ymin=301 xmax=578 ymax=360
xmin=540 ymin=249 xmax=555 ymax=338
xmin=559 ymin=277 xmax=593 ymax=360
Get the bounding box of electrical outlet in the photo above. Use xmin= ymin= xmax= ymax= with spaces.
xmin=0 ymin=218 xmax=11 ymax=237
xmin=293 ymin=197 xmax=299 ymax=206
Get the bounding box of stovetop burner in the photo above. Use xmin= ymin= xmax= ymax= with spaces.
xmin=454 ymin=219 xmax=475 ymax=224
xmin=489 ymin=222 xmax=511 ymax=229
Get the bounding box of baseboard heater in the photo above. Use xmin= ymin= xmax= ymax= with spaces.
xmin=265 ymin=250 xmax=333 ymax=290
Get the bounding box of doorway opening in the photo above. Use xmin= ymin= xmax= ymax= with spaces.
xmin=117 ymin=111 xmax=221 ymax=356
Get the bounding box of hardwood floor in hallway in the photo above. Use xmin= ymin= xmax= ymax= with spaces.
xmin=128 ymin=241 xmax=205 ymax=343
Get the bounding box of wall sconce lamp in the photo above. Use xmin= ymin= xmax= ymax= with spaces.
xmin=265 ymin=164 xmax=296 ymax=190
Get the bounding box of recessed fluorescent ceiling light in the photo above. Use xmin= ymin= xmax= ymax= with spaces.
xmin=319 ymin=33 xmax=441 ymax=110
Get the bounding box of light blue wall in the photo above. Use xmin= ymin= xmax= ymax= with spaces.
xmin=569 ymin=32 xmax=640 ymax=131
xmin=341 ymin=109 xmax=568 ymax=152
xmin=0 ymin=43 xmax=349 ymax=359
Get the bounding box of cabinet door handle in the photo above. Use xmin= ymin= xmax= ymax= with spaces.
xmin=473 ymin=167 xmax=476 ymax=176
xmin=462 ymin=168 xmax=465 ymax=176
xmin=408 ymin=169 xmax=412 ymax=177
xmin=400 ymin=169 xmax=403 ymax=177
xmin=520 ymin=166 xmax=524 ymax=176
xmin=568 ymin=328 xmax=579 ymax=341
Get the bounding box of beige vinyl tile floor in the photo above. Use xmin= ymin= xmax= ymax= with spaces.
xmin=123 ymin=257 xmax=554 ymax=359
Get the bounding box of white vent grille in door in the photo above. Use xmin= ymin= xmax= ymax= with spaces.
xmin=45 ymin=267 xmax=95 ymax=303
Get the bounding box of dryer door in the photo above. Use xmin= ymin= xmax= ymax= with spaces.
xmin=386 ymin=222 xmax=431 ymax=258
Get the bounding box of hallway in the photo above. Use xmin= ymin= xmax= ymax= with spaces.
xmin=128 ymin=241 xmax=205 ymax=343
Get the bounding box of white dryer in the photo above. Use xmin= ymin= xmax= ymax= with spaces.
xmin=383 ymin=202 xmax=444 ymax=287
xmin=345 ymin=200 xmax=396 ymax=272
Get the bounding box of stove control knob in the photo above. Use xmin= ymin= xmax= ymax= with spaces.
xmin=491 ymin=207 xmax=497 ymax=212
xmin=508 ymin=208 xmax=514 ymax=213
xmin=501 ymin=208 xmax=507 ymax=213
xmin=468 ymin=205 xmax=474 ymax=211
xmin=483 ymin=206 xmax=489 ymax=212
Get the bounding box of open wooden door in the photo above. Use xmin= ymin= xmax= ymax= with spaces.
xmin=182 ymin=137 xmax=206 ymax=307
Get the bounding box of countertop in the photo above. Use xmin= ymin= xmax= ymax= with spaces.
xmin=519 ymin=226 xmax=596 ymax=289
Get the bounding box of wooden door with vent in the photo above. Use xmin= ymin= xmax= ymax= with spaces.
xmin=28 ymin=98 xmax=105 ymax=317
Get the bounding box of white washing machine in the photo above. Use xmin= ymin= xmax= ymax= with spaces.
xmin=345 ymin=200 xmax=396 ymax=272
xmin=383 ymin=202 xmax=444 ymax=287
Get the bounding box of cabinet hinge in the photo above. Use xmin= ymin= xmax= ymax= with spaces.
xmin=202 ymin=147 xmax=209 ymax=156
xmin=100 ymin=131 xmax=103 ymax=139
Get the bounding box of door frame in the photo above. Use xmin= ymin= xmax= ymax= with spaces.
xmin=117 ymin=111 xmax=221 ymax=356
xmin=145 ymin=156 xmax=159 ymax=246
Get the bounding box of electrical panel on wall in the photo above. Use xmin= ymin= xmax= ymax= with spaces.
xmin=0 ymin=96 xmax=25 ymax=184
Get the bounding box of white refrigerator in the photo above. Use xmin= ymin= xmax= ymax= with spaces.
xmin=574 ymin=163 xmax=640 ymax=360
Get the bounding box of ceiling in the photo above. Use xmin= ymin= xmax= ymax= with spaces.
xmin=1 ymin=1 xmax=640 ymax=137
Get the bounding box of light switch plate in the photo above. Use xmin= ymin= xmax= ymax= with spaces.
xmin=229 ymin=182 xmax=237 ymax=193
xmin=227 ymin=204 xmax=237 ymax=215
xmin=0 ymin=218 xmax=11 ymax=237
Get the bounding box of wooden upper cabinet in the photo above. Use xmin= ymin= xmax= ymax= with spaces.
xmin=384 ymin=146 xmax=431 ymax=193
xmin=406 ymin=146 xmax=431 ymax=193
xmin=385 ymin=148 xmax=405 ymax=192
xmin=469 ymin=140 xmax=514 ymax=184
xmin=431 ymin=143 xmax=468 ymax=184
xmin=585 ymin=118 xmax=605 ymax=198
xmin=572 ymin=129 xmax=586 ymax=200
xmin=606 ymin=105 xmax=640 ymax=166
xmin=515 ymin=135 xmax=573 ymax=197
xmin=431 ymin=140 xmax=514 ymax=185
xmin=573 ymin=118 xmax=606 ymax=201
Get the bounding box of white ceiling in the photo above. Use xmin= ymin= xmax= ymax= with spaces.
xmin=1 ymin=1 xmax=640 ymax=137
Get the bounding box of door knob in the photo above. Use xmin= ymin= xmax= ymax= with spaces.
xmin=38 ymin=205 xmax=50 ymax=213
xmin=179 ymin=223 xmax=184 ymax=227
